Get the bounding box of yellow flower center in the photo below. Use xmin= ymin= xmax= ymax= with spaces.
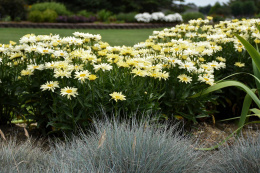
xmin=43 ymin=50 xmax=49 ymax=53
xmin=183 ymin=77 xmax=188 ymax=81
xmin=47 ymin=84 xmax=54 ymax=87
xmin=33 ymin=66 xmax=39 ymax=69
xmin=80 ymin=74 xmax=86 ymax=77
xmin=66 ymin=89 xmax=73 ymax=93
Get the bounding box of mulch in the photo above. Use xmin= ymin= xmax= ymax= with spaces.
xmin=0 ymin=22 xmax=177 ymax=29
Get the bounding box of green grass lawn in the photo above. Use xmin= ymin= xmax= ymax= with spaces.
xmin=0 ymin=28 xmax=164 ymax=46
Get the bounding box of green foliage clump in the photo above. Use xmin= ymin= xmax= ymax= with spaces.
xmin=181 ymin=12 xmax=204 ymax=22
xmin=116 ymin=12 xmax=137 ymax=23
xmin=97 ymin=9 xmax=113 ymax=22
xmin=77 ymin=10 xmax=94 ymax=18
xmin=28 ymin=10 xmax=44 ymax=22
xmin=30 ymin=2 xmax=70 ymax=16
xmin=42 ymin=9 xmax=58 ymax=23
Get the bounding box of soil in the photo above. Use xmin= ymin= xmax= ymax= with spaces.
xmin=0 ymin=121 xmax=259 ymax=149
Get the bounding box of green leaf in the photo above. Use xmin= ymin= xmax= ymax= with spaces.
xmin=191 ymin=80 xmax=260 ymax=108
xmin=256 ymin=23 xmax=260 ymax=32
xmin=234 ymin=33 xmax=260 ymax=72
xmin=250 ymin=108 xmax=260 ymax=114
xmin=237 ymin=90 xmax=254 ymax=135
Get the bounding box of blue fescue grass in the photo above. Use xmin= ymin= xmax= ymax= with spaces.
xmin=1 ymin=119 xmax=259 ymax=173
xmin=204 ymin=132 xmax=260 ymax=173
xmin=48 ymin=118 xmax=204 ymax=173
xmin=0 ymin=138 xmax=49 ymax=173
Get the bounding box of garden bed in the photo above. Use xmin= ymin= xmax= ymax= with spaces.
xmin=0 ymin=22 xmax=177 ymax=29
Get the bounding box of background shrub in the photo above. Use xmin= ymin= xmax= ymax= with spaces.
xmin=77 ymin=10 xmax=94 ymax=18
xmin=212 ymin=14 xmax=225 ymax=23
xmin=42 ymin=9 xmax=58 ymax=23
xmin=116 ymin=12 xmax=137 ymax=23
xmin=181 ymin=12 xmax=205 ymax=22
xmin=28 ymin=10 xmax=43 ymax=22
xmin=30 ymin=2 xmax=71 ymax=16
xmin=97 ymin=9 xmax=113 ymax=22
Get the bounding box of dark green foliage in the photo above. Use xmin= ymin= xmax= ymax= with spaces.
xmin=213 ymin=15 xmax=226 ymax=23
xmin=97 ymin=9 xmax=113 ymax=22
xmin=199 ymin=5 xmax=212 ymax=15
xmin=182 ymin=12 xmax=205 ymax=22
xmin=77 ymin=10 xmax=94 ymax=18
xmin=42 ymin=9 xmax=58 ymax=23
xmin=242 ymin=1 xmax=257 ymax=16
xmin=0 ymin=0 xmax=26 ymax=20
xmin=116 ymin=12 xmax=137 ymax=23
xmin=28 ymin=10 xmax=43 ymax=22
xmin=55 ymin=0 xmax=172 ymax=13
xmin=231 ymin=1 xmax=243 ymax=17
xmin=30 ymin=2 xmax=71 ymax=15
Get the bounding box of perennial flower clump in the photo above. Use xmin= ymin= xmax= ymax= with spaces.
xmin=1 ymin=18 xmax=260 ymax=132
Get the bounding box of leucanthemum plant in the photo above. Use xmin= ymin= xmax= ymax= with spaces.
xmin=2 ymin=18 xmax=260 ymax=134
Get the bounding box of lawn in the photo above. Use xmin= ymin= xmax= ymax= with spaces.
xmin=0 ymin=28 xmax=164 ymax=46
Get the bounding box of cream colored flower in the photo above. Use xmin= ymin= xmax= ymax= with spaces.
xmin=60 ymin=87 xmax=78 ymax=99
xmin=177 ymin=74 xmax=192 ymax=84
xmin=234 ymin=62 xmax=245 ymax=67
xmin=109 ymin=92 xmax=126 ymax=102
xmin=74 ymin=70 xmax=90 ymax=83
xmin=93 ymin=63 xmax=113 ymax=72
xmin=21 ymin=69 xmax=34 ymax=76
xmin=40 ymin=81 xmax=59 ymax=92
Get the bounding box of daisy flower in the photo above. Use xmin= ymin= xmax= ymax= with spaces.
xmin=60 ymin=87 xmax=78 ymax=100
xmin=234 ymin=62 xmax=245 ymax=67
xmin=177 ymin=74 xmax=192 ymax=84
xmin=109 ymin=92 xmax=126 ymax=102
xmin=21 ymin=69 xmax=34 ymax=76
xmin=40 ymin=81 xmax=59 ymax=92
xmin=93 ymin=63 xmax=113 ymax=72
xmin=74 ymin=70 xmax=90 ymax=83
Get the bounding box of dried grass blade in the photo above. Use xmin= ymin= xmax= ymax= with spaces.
xmin=98 ymin=130 xmax=106 ymax=149
xmin=0 ymin=129 xmax=7 ymax=141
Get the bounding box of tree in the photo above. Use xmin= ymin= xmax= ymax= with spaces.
xmin=199 ymin=5 xmax=212 ymax=15
xmin=55 ymin=0 xmax=173 ymax=13
xmin=242 ymin=1 xmax=257 ymax=16
xmin=230 ymin=1 xmax=243 ymax=17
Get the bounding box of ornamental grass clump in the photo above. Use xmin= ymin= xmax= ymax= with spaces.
xmin=48 ymin=119 xmax=204 ymax=173
xmin=204 ymin=133 xmax=260 ymax=173
xmin=0 ymin=138 xmax=49 ymax=173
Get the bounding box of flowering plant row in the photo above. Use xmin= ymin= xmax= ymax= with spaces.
xmin=0 ymin=18 xmax=259 ymax=133
xmin=135 ymin=12 xmax=183 ymax=23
